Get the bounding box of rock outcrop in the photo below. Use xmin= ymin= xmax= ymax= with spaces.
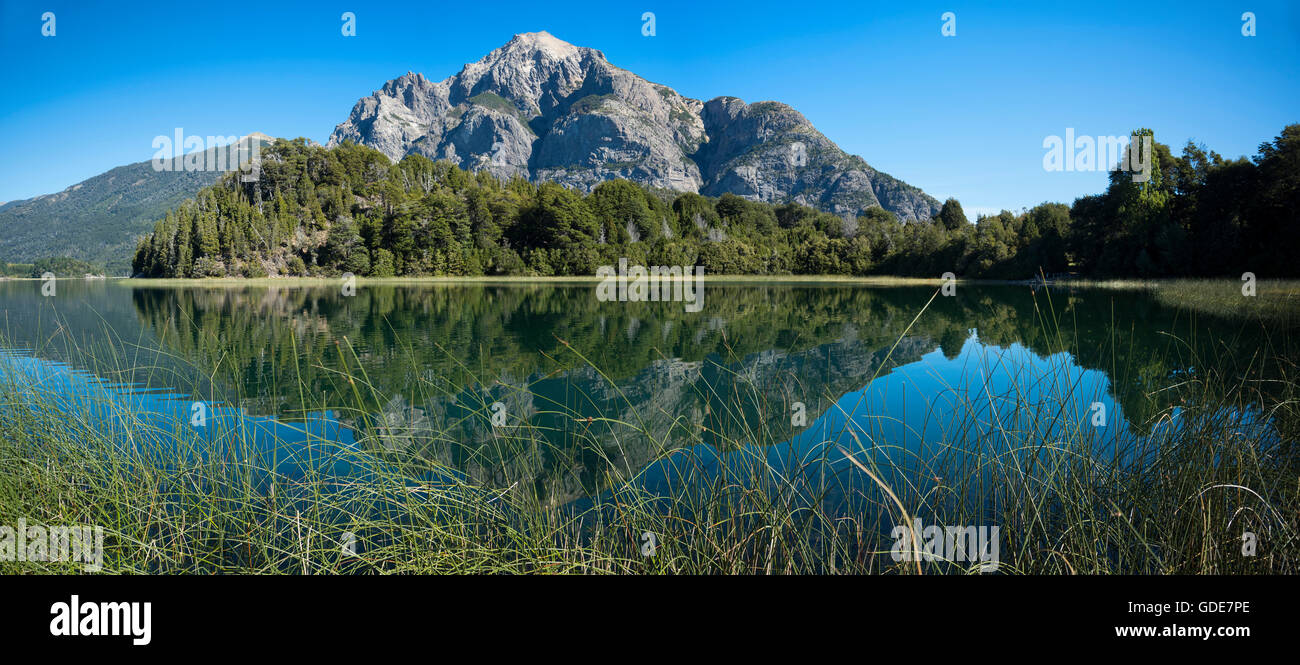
xmin=329 ymin=32 xmax=940 ymax=221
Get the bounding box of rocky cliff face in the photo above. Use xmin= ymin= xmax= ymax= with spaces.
xmin=329 ymin=31 xmax=940 ymax=221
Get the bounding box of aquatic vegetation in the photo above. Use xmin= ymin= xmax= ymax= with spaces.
xmin=0 ymin=281 xmax=1296 ymax=574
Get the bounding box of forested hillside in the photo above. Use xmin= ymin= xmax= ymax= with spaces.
xmin=0 ymin=160 xmax=221 ymax=273
xmin=133 ymin=126 xmax=1300 ymax=280
xmin=0 ymin=139 xmax=272 ymax=273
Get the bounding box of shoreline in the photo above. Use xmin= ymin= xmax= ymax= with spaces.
xmin=2 ymin=274 xmax=1283 ymax=287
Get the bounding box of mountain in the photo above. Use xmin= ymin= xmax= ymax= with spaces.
xmin=329 ymin=32 xmax=940 ymax=222
xmin=0 ymin=134 xmax=271 ymax=273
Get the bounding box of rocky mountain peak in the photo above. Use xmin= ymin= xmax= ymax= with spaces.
xmin=328 ymin=33 xmax=941 ymax=221
xmin=499 ymin=31 xmax=590 ymax=61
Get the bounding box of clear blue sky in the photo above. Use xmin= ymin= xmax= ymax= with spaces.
xmin=2 ymin=0 xmax=1297 ymax=216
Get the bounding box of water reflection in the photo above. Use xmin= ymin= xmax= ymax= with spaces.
xmin=0 ymin=279 xmax=1280 ymax=511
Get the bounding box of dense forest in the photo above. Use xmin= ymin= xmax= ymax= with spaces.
xmin=0 ymin=257 xmax=103 ymax=278
xmin=132 ymin=125 xmax=1300 ymax=280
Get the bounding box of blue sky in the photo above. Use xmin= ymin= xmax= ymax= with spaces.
xmin=1 ymin=0 xmax=1297 ymax=216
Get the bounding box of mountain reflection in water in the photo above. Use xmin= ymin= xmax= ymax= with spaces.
xmin=0 ymin=280 xmax=1280 ymax=514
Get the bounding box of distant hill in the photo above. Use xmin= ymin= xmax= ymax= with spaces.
xmin=0 ymin=134 xmax=271 ymax=274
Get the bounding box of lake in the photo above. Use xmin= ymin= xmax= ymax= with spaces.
xmin=0 ymin=278 xmax=1281 ymax=520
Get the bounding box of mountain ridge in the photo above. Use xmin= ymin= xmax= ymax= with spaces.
xmin=1 ymin=32 xmax=940 ymax=273
xmin=329 ymin=31 xmax=940 ymax=222
xmin=0 ymin=134 xmax=271 ymax=272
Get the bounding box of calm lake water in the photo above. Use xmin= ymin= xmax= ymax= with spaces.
xmin=0 ymin=279 xmax=1279 ymax=512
